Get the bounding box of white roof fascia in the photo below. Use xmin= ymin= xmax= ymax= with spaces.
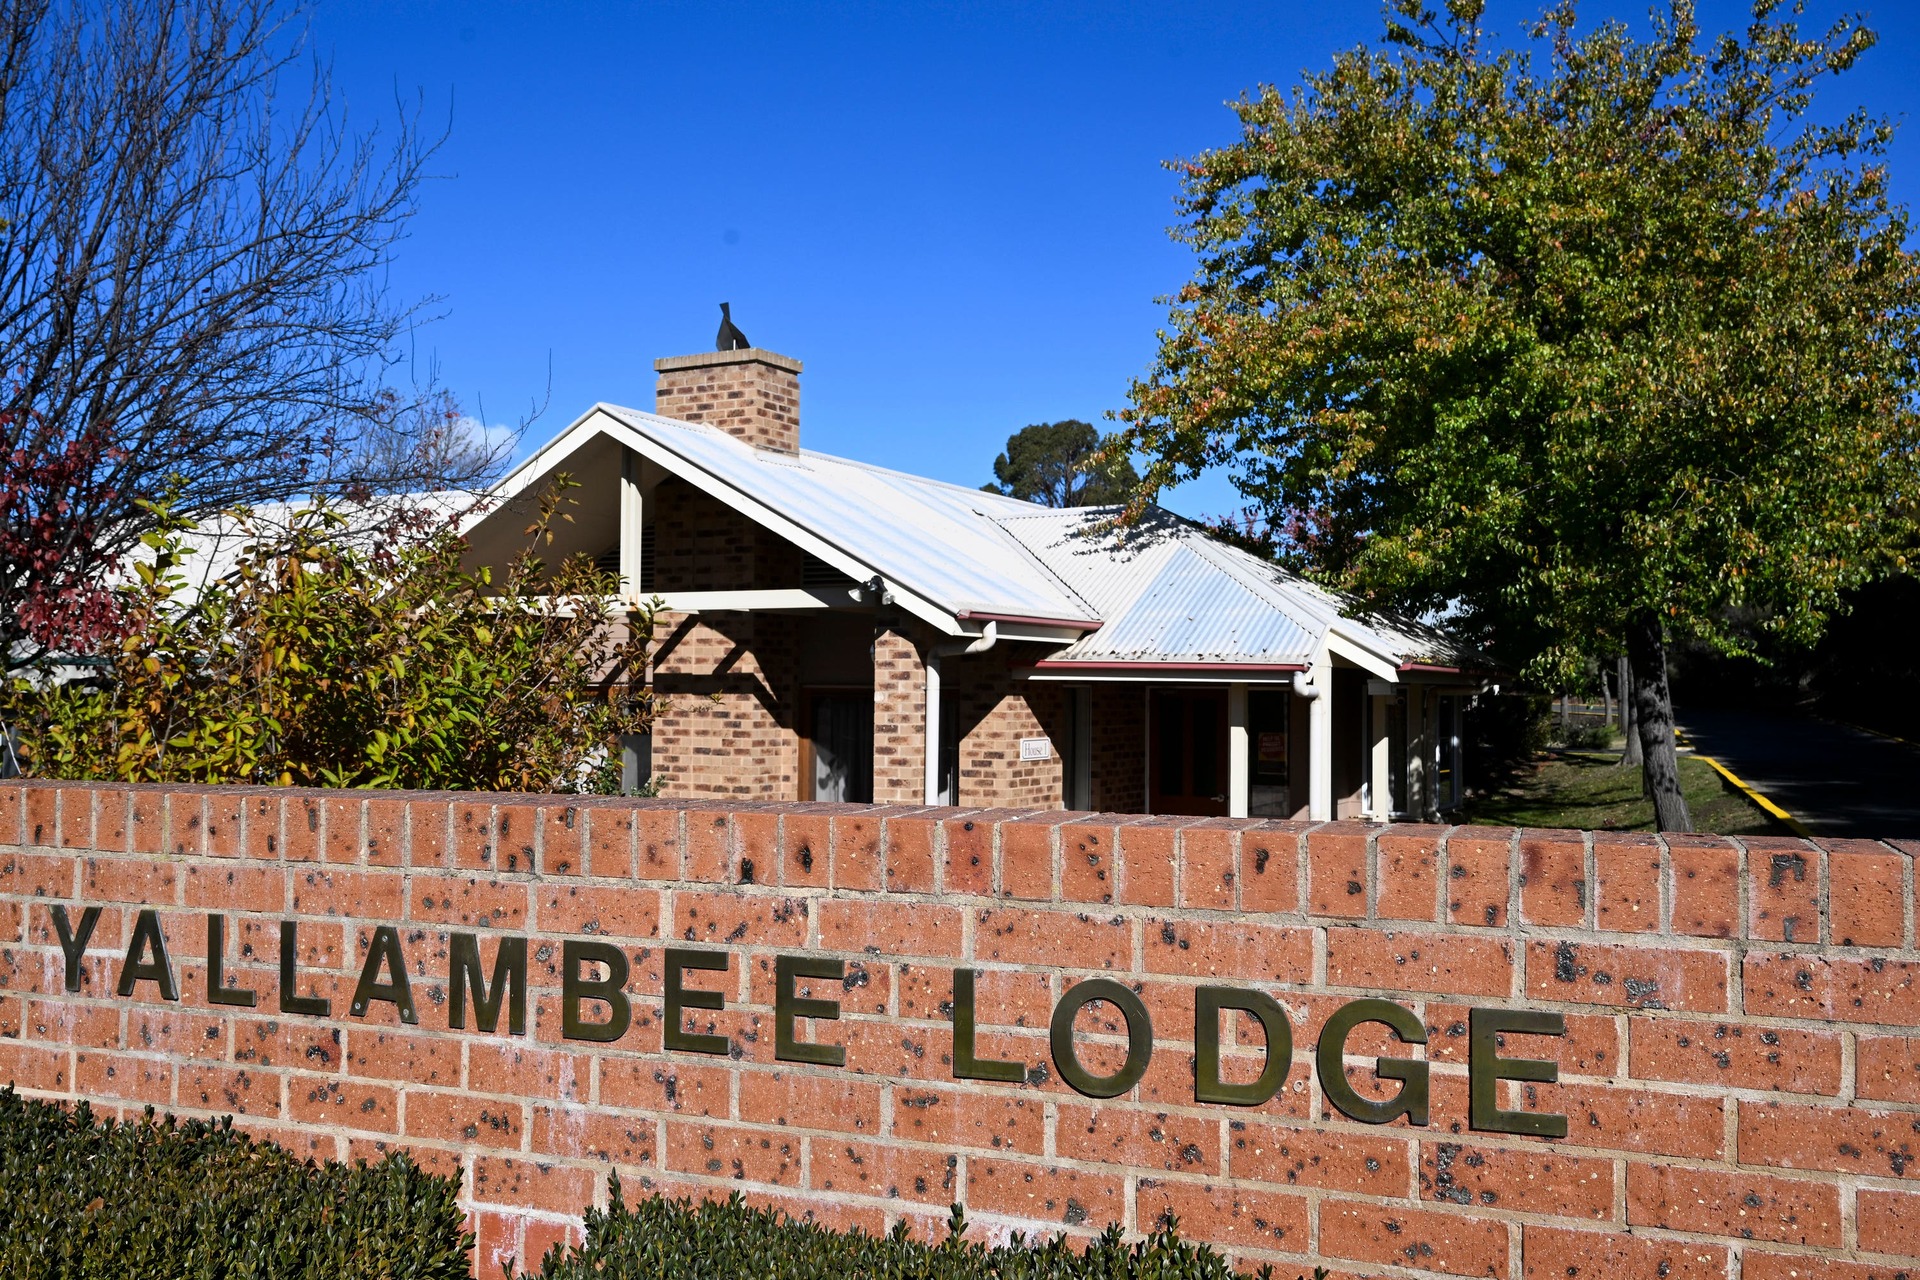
xmin=461 ymin=403 xmax=611 ymax=530
xmin=1020 ymin=669 xmax=1301 ymax=685
xmin=1324 ymin=627 xmax=1402 ymax=682
xmin=476 ymin=407 xmax=970 ymax=639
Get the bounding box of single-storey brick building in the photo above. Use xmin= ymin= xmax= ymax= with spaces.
xmin=461 ymin=342 xmax=1480 ymax=821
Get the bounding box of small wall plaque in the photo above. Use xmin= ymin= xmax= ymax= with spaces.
xmin=1019 ymin=736 xmax=1052 ymax=761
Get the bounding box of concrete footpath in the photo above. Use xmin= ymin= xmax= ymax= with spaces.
xmin=1673 ymin=705 xmax=1920 ymax=840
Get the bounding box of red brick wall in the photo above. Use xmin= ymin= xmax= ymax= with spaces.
xmin=873 ymin=633 xmax=1070 ymax=809
xmin=4 ymin=783 xmax=1918 ymax=1280
xmin=652 ymin=478 xmax=802 ymax=595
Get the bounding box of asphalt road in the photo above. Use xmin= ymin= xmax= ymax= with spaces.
xmin=1673 ymin=706 xmax=1920 ymax=841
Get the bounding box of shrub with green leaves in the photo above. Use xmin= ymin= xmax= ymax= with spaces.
xmin=0 ymin=1088 xmax=471 ymax=1280
xmin=2 ymin=476 xmax=655 ymax=791
xmin=518 ymin=1177 xmax=1307 ymax=1280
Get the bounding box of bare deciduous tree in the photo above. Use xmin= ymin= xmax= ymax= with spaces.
xmin=0 ymin=0 xmax=508 ymax=669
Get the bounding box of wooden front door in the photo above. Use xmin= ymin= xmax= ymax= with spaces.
xmin=1149 ymin=689 xmax=1229 ymax=816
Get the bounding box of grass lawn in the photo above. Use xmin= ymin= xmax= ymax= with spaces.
xmin=1460 ymin=744 xmax=1788 ymax=836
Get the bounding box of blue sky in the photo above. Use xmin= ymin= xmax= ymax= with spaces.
xmin=311 ymin=1 xmax=1920 ymax=519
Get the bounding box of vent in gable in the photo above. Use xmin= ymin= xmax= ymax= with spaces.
xmin=594 ymin=527 xmax=655 ymax=591
xmin=802 ymin=551 xmax=855 ymax=589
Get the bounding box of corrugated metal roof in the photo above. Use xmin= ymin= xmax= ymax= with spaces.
xmin=596 ymin=406 xmax=1099 ymax=625
xmin=992 ymin=507 xmax=1186 ymax=618
xmin=998 ymin=506 xmax=1473 ymax=668
xmin=480 ymin=405 xmax=1476 ymax=672
xmin=1047 ymin=540 xmax=1321 ymax=663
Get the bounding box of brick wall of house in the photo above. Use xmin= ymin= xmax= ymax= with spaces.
xmin=872 ymin=615 xmax=927 ymax=804
xmin=654 ymin=349 xmax=802 ymax=454
xmin=1089 ymin=685 xmax=1145 ymax=814
xmin=648 ymin=480 xmax=805 ymax=801
xmin=648 ymin=613 xmax=799 ymax=801
xmin=6 ymin=783 xmax=1917 ymax=1280
xmin=651 ymin=478 xmax=803 ymax=595
xmin=945 ymin=645 xmax=1067 ymax=810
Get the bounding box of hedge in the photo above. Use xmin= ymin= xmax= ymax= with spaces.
xmin=0 ymin=1089 xmax=1320 ymax=1279
xmin=0 ymin=1088 xmax=471 ymax=1280
xmin=515 ymin=1175 xmax=1307 ymax=1280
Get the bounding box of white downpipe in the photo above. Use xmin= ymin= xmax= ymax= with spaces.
xmin=1295 ymin=661 xmax=1333 ymax=821
xmin=924 ymin=622 xmax=998 ymax=804
xmin=1227 ymin=683 xmax=1249 ymax=818
xmin=619 ymin=448 xmax=645 ymax=603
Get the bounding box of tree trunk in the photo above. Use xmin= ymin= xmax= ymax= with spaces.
xmin=1618 ymin=654 xmax=1643 ymax=769
xmin=1625 ymin=613 xmax=1691 ymax=832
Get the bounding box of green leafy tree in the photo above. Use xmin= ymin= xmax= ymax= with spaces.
xmin=2 ymin=479 xmax=654 ymax=791
xmin=1117 ymin=0 xmax=1920 ymax=829
xmin=984 ymin=420 xmax=1141 ymax=507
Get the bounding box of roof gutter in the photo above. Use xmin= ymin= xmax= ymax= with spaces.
xmin=955 ymin=609 xmax=1100 ymax=632
xmin=1029 ymin=660 xmax=1306 ymax=674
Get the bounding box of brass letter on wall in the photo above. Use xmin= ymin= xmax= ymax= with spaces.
xmin=1194 ymin=986 xmax=1293 ymax=1106
xmin=1051 ymin=977 xmax=1152 ymax=1099
xmin=448 ymin=933 xmax=527 ymax=1035
xmin=560 ymin=938 xmax=631 ymax=1043
xmin=774 ymin=954 xmax=846 ymax=1067
xmin=117 ymin=908 xmax=178 ymax=1001
xmin=51 ymin=904 xmax=100 ymax=994
xmin=952 ymin=968 xmax=1023 ymax=1082
xmin=279 ymin=920 xmax=330 ymax=1016
xmin=349 ymin=925 xmax=418 ymax=1025
xmin=664 ymin=947 xmax=729 ymax=1055
xmin=206 ymin=914 xmax=256 ymax=1008
xmin=1469 ymin=1007 xmax=1568 ymax=1137
xmin=1317 ymin=998 xmax=1429 ymax=1125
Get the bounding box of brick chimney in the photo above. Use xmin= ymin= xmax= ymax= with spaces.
xmin=653 ymin=348 xmax=802 ymax=454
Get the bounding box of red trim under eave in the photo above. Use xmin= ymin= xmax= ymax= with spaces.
xmin=1399 ymin=662 xmax=1467 ymax=674
xmin=956 ymin=610 xmax=1102 ymax=631
xmin=1028 ymin=660 xmax=1308 ymax=673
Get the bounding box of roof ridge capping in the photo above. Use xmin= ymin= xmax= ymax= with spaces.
xmin=988 ymin=503 xmax=1192 ymax=618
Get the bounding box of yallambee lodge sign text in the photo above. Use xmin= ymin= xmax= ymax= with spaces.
xmin=51 ymin=902 xmax=1570 ymax=1138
